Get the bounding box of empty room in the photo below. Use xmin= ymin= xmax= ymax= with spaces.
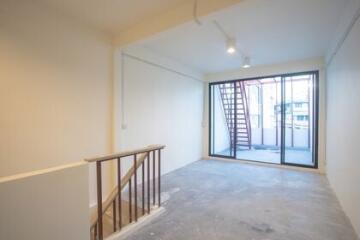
xmin=1 ymin=0 xmax=360 ymax=239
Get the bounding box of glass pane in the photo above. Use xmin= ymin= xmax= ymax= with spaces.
xmin=210 ymin=83 xmax=235 ymax=157
xmin=235 ymin=78 xmax=281 ymax=164
xmin=283 ymin=74 xmax=315 ymax=166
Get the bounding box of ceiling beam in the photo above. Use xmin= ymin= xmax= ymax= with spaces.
xmin=113 ymin=0 xmax=243 ymax=47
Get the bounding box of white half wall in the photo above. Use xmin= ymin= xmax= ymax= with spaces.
xmin=0 ymin=162 xmax=90 ymax=240
xmin=113 ymin=46 xmax=204 ymax=179
xmin=326 ymin=0 xmax=360 ymax=236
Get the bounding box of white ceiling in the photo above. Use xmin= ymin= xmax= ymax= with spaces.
xmin=36 ymin=0 xmax=188 ymax=35
xmin=135 ymin=0 xmax=348 ymax=73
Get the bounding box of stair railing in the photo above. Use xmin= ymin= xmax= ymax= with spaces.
xmin=85 ymin=144 xmax=165 ymax=240
xmin=219 ymin=82 xmax=252 ymax=150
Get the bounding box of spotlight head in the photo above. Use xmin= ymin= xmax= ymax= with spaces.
xmin=226 ymin=38 xmax=236 ymax=54
xmin=242 ymin=56 xmax=251 ymax=68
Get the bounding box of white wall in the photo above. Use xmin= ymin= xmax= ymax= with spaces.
xmin=0 ymin=0 xmax=113 ymax=204
xmin=326 ymin=0 xmax=360 ymax=236
xmin=203 ymin=58 xmax=326 ymax=173
xmin=0 ymin=163 xmax=89 ymax=240
xmin=113 ymin=46 xmax=204 ymax=179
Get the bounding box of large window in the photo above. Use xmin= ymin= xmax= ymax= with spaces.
xmin=209 ymin=71 xmax=319 ymax=168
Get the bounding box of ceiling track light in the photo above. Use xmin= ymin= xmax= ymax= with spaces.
xmin=213 ymin=20 xmax=237 ymax=54
xmin=213 ymin=19 xmax=253 ymax=68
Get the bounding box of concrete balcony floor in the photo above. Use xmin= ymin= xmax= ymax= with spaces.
xmin=216 ymin=146 xmax=313 ymax=166
xmin=124 ymin=160 xmax=357 ymax=240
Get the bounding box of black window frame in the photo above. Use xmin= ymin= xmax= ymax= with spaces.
xmin=208 ymin=70 xmax=319 ymax=169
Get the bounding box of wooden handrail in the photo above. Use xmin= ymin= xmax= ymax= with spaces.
xmin=85 ymin=145 xmax=165 ymax=163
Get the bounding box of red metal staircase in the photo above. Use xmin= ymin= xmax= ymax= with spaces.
xmin=218 ymin=81 xmax=252 ymax=151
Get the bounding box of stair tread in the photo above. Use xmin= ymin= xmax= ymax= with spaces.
xmin=219 ymin=82 xmax=252 ymax=148
xmin=91 ymin=199 xmax=148 ymax=240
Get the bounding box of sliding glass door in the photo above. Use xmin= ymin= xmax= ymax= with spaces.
xmin=209 ymin=71 xmax=319 ymax=168
xmin=209 ymin=83 xmax=235 ymax=158
xmin=282 ymin=73 xmax=318 ymax=167
xmin=234 ymin=77 xmax=282 ymax=164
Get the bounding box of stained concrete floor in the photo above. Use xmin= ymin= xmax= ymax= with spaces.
xmin=124 ymin=160 xmax=358 ymax=240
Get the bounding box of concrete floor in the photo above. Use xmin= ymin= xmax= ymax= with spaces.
xmin=217 ymin=147 xmax=313 ymax=166
xmin=124 ymin=160 xmax=358 ymax=240
xmin=237 ymin=148 xmax=313 ymax=165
